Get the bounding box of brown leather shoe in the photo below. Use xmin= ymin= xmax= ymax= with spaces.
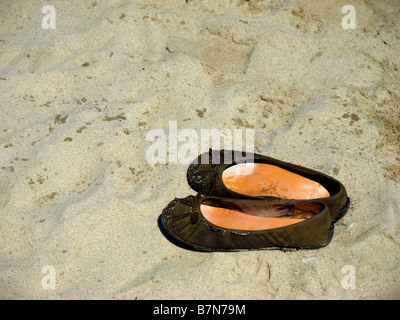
xmin=187 ymin=149 xmax=350 ymax=223
xmin=161 ymin=194 xmax=334 ymax=251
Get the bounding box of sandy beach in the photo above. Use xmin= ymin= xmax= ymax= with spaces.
xmin=0 ymin=0 xmax=399 ymax=299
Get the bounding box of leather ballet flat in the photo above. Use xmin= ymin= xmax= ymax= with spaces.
xmin=161 ymin=194 xmax=334 ymax=251
xmin=187 ymin=149 xmax=350 ymax=223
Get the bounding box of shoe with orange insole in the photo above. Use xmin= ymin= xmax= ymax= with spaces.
xmin=187 ymin=149 xmax=349 ymax=223
xmin=161 ymin=194 xmax=333 ymax=251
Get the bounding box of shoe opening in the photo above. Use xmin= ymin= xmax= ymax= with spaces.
xmin=200 ymin=198 xmax=323 ymax=231
xmin=222 ymin=163 xmax=330 ymax=200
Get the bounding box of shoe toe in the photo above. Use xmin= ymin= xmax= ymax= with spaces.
xmin=161 ymin=196 xmax=199 ymax=236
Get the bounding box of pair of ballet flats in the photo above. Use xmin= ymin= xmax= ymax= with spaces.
xmin=161 ymin=149 xmax=350 ymax=252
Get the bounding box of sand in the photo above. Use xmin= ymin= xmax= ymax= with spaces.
xmin=0 ymin=0 xmax=399 ymax=299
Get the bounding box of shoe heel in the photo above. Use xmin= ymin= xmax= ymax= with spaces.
xmin=333 ymin=198 xmax=350 ymax=223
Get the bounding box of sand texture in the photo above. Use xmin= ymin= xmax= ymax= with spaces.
xmin=0 ymin=0 xmax=399 ymax=299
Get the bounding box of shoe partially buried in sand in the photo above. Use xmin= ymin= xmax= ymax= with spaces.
xmin=187 ymin=149 xmax=350 ymax=223
xmin=161 ymin=195 xmax=333 ymax=251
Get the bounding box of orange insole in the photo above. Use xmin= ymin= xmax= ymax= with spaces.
xmin=200 ymin=200 xmax=323 ymax=231
xmin=222 ymin=163 xmax=330 ymax=200
xmin=201 ymin=204 xmax=305 ymax=230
